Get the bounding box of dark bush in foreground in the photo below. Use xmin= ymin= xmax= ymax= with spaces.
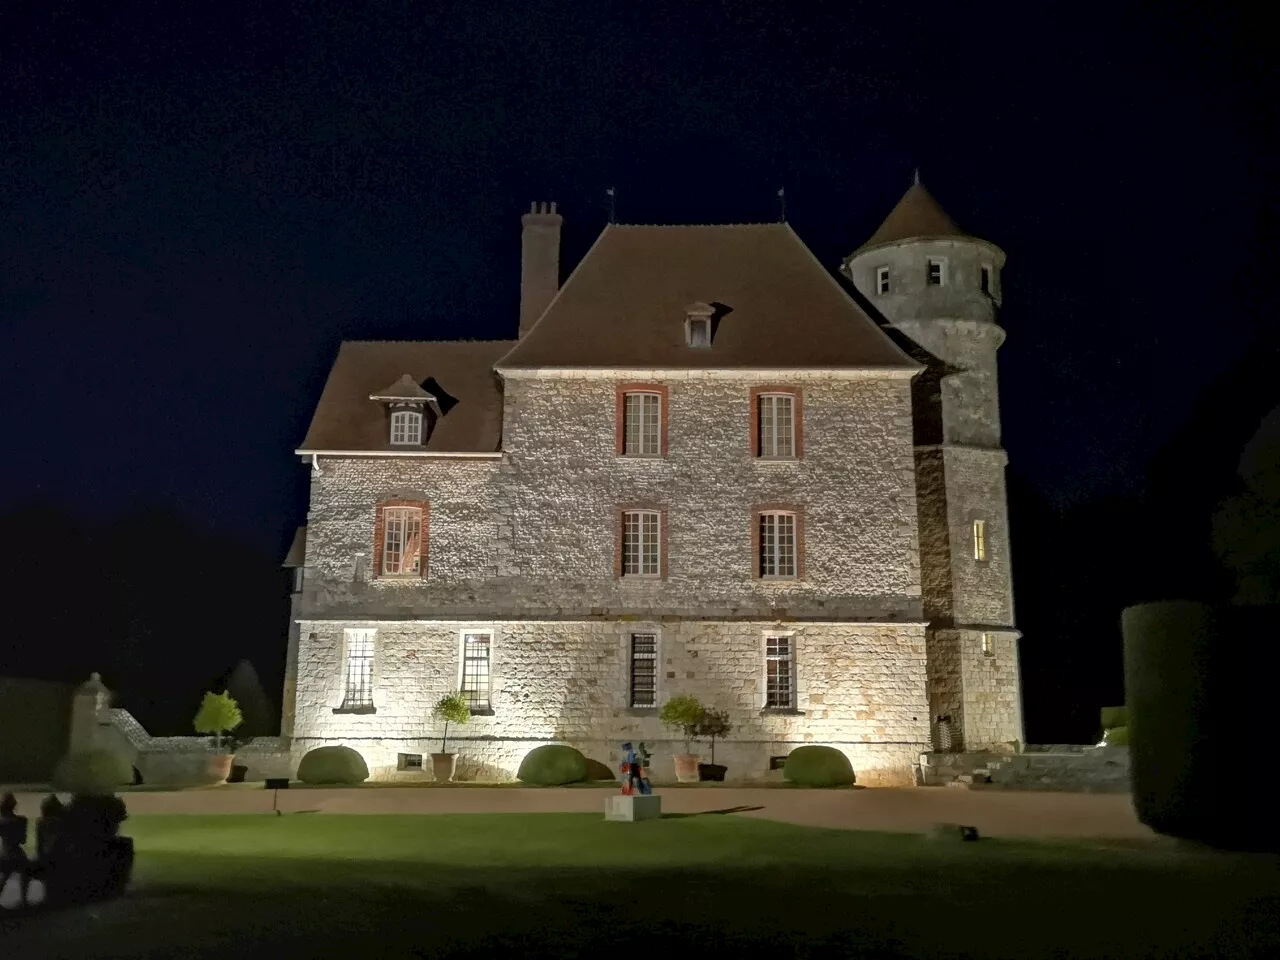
xmin=583 ymin=757 xmax=616 ymax=781
xmin=296 ymin=745 xmax=369 ymax=785
xmin=52 ymin=750 xmax=133 ymax=795
xmin=783 ymin=746 xmax=855 ymax=787
xmin=517 ymin=745 xmax=588 ymax=785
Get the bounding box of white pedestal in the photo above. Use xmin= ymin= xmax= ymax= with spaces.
xmin=605 ymin=794 xmax=662 ymax=822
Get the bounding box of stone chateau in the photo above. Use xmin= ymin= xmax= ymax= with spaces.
xmin=281 ymin=181 xmax=1022 ymax=786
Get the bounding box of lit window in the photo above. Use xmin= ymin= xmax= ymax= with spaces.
xmin=390 ymin=409 xmax=423 ymax=445
xmin=759 ymin=512 xmax=797 ymax=578
xmin=758 ymin=394 xmax=795 ymax=458
xmin=876 ymin=266 xmax=890 ymax=295
xmin=461 ymin=632 xmax=491 ymax=712
xmin=973 ymin=520 xmax=987 ymax=561
xmin=927 ymin=258 xmax=947 ymax=286
xmin=687 ymin=316 xmax=711 ymax=347
xmin=382 ymin=507 xmax=423 ymax=576
xmin=981 ymin=264 xmax=993 ymax=295
xmin=981 ymin=632 xmax=995 ymax=657
xmin=630 ymin=634 xmax=657 ymax=707
xmin=622 ymin=510 xmax=661 ymax=576
xmin=342 ymin=628 xmax=375 ymax=709
xmin=765 ymin=635 xmax=795 ymax=709
xmin=623 ymin=392 xmax=662 ymax=456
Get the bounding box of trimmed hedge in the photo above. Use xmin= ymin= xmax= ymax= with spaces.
xmin=1101 ymin=725 xmax=1130 ymax=746
xmin=1100 ymin=705 xmax=1128 ymax=731
xmin=52 ymin=749 xmax=133 ymax=795
xmin=782 ymin=746 xmax=855 ymax=788
xmin=296 ymin=745 xmax=369 ymax=785
xmin=517 ymin=745 xmax=587 ymax=785
xmin=583 ymin=757 xmax=617 ymax=782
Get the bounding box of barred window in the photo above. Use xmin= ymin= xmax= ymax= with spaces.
xmin=622 ymin=510 xmax=661 ymax=576
xmin=758 ymin=394 xmax=795 ymax=458
xmin=876 ymin=266 xmax=890 ymax=295
xmin=623 ymin=392 xmax=662 ymax=456
xmin=630 ymin=633 xmax=657 ymax=707
xmin=461 ymin=632 xmax=491 ymax=712
xmin=390 ymin=410 xmax=422 ymax=445
xmin=382 ymin=507 xmax=422 ymax=576
xmin=342 ymin=629 xmax=375 ymax=709
xmin=973 ymin=520 xmax=987 ymax=561
xmin=765 ymin=635 xmax=794 ymax=709
xmin=759 ymin=512 xmax=797 ymax=578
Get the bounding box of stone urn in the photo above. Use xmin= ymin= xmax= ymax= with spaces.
xmin=431 ymin=753 xmax=457 ymax=783
xmin=205 ymin=754 xmax=235 ymax=784
xmin=673 ymin=754 xmax=701 ymax=783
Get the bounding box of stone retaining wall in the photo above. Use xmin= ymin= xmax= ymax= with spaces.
xmin=920 ymin=746 xmax=1129 ymax=793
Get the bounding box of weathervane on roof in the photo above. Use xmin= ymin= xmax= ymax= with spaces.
xmin=606 ymin=186 xmax=616 ymax=223
xmin=776 ymin=186 xmax=786 ymax=222
xmin=912 ymin=167 xmax=921 ymax=186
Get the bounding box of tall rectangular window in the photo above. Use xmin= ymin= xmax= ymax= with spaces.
xmin=622 ymin=510 xmax=661 ymax=576
xmin=981 ymin=632 xmax=995 ymax=657
xmin=981 ymin=264 xmax=993 ymax=295
xmin=973 ymin=520 xmax=987 ymax=561
xmin=623 ymin=392 xmax=662 ymax=456
xmin=759 ymin=512 xmax=797 ymax=578
xmin=382 ymin=507 xmax=423 ymax=575
xmin=758 ymin=394 xmax=795 ymax=458
xmin=342 ymin=629 xmax=375 ymax=709
xmin=461 ymin=632 xmax=491 ymax=711
xmin=927 ymin=258 xmax=946 ymax=286
xmin=765 ymin=635 xmax=795 ymax=709
xmin=630 ymin=633 xmax=657 ymax=707
xmin=876 ymin=266 xmax=890 ymax=295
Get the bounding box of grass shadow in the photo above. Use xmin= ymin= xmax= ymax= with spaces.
xmin=662 ymin=805 xmax=766 ymax=818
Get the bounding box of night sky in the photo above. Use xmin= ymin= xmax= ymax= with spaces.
xmin=3 ymin=3 xmax=1276 ymax=738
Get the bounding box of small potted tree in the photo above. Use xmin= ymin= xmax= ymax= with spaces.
xmin=193 ymin=691 xmax=243 ymax=783
xmin=696 ymin=708 xmax=732 ymax=781
xmin=431 ymin=692 xmax=471 ymax=783
xmin=660 ymin=694 xmax=705 ymax=783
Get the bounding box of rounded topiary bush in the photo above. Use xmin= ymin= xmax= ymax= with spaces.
xmin=52 ymin=749 xmax=134 ymax=795
xmin=782 ymin=746 xmax=856 ymax=787
xmin=517 ymin=744 xmax=588 ymax=785
xmin=583 ymin=757 xmax=616 ymax=782
xmin=296 ymin=745 xmax=369 ymax=785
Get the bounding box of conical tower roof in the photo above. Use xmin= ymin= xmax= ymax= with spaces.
xmin=853 ymin=179 xmax=973 ymax=254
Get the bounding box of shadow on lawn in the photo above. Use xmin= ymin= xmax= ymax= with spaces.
xmin=661 ymin=805 xmax=765 ymax=818
xmin=5 ymin=853 xmax=1280 ymax=959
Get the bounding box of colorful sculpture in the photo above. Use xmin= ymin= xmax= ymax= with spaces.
xmin=618 ymin=742 xmax=653 ymax=796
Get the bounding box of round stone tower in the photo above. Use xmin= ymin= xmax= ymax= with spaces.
xmin=844 ymin=178 xmax=1023 ymax=752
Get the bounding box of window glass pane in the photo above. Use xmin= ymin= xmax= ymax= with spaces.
xmin=759 ymin=513 xmax=776 ymax=575
xmin=765 ymin=635 xmax=793 ymax=708
xmin=461 ymin=633 xmax=491 ymax=709
xmin=343 ymin=629 xmax=375 ymax=708
xmin=760 ymin=512 xmax=796 ymax=577
xmin=383 ymin=508 xmax=422 ymax=575
xmin=623 ymin=511 xmax=660 ymax=575
xmin=624 ymin=393 xmax=660 ymax=455
xmin=630 ymin=633 xmax=657 ymax=707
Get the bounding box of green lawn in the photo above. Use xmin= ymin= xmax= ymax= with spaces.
xmin=3 ymin=813 xmax=1278 ymax=958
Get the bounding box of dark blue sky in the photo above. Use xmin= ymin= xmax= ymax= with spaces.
xmin=3 ymin=2 xmax=1275 ymax=560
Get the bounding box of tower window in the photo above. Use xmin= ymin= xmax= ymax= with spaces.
xmin=927 ymin=258 xmax=947 ymax=286
xmin=973 ymin=520 xmax=987 ymax=562
xmin=981 ymin=264 xmax=993 ymax=295
xmin=981 ymin=632 xmax=995 ymax=657
xmin=876 ymin=266 xmax=890 ymax=295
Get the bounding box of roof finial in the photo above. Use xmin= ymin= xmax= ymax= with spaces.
xmin=777 ymin=186 xmax=786 ymax=222
xmin=606 ymin=186 xmax=616 ymax=223
xmin=912 ymin=167 xmax=921 ymax=186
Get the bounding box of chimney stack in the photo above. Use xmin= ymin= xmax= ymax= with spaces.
xmin=519 ymin=201 xmax=562 ymax=338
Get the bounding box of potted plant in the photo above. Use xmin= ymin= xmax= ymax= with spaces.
xmin=431 ymin=692 xmax=471 ymax=782
xmin=696 ymin=708 xmax=732 ymax=781
xmin=660 ymin=694 xmax=706 ymax=783
xmin=193 ymin=691 xmax=243 ymax=783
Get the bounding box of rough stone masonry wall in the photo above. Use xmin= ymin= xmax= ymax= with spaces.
xmin=298 ymin=373 xmax=922 ymax=622
xmin=293 ymin=619 xmax=929 ymax=786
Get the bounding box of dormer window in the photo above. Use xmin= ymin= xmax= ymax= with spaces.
xmin=390 ymin=409 xmax=423 ymax=445
xmin=370 ymin=374 xmax=436 ymax=448
xmin=684 ymin=301 xmax=715 ymax=348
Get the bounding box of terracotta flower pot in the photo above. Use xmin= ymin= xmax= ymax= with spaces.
xmin=205 ymin=754 xmax=234 ymax=784
xmin=431 ymin=753 xmax=457 ymax=782
xmin=673 ymin=754 xmax=701 ymax=783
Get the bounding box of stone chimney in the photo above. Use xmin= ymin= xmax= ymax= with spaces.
xmin=519 ymin=201 xmax=562 ymax=338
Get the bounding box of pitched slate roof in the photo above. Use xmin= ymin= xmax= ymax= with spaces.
xmin=369 ymin=374 xmax=435 ymax=401
xmin=496 ymin=223 xmax=916 ymax=371
xmin=852 ymin=181 xmax=972 ymax=254
xmin=299 ymin=340 xmax=515 ymax=453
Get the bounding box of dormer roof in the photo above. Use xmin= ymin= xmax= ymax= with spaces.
xmin=852 ymin=181 xmax=972 ymax=255
xmin=369 ymin=374 xmax=435 ymax=402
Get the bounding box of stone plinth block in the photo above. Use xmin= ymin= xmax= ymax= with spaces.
xmin=605 ymin=795 xmax=662 ymax=822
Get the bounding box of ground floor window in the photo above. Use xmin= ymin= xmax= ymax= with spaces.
xmin=461 ymin=632 xmax=492 ymax=712
xmin=341 ymin=628 xmax=375 ymax=710
xmin=630 ymin=633 xmax=657 ymax=707
xmin=765 ymin=635 xmax=795 ymax=709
